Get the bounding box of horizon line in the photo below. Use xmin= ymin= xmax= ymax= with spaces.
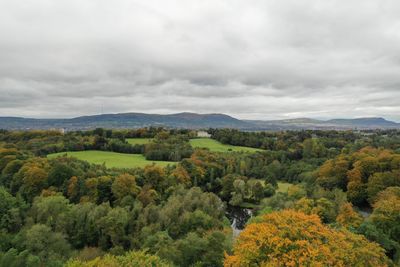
xmin=0 ymin=112 xmax=399 ymax=123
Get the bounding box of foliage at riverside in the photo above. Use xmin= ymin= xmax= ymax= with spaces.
xmin=0 ymin=127 xmax=399 ymax=266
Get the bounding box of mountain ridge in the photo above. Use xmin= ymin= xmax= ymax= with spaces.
xmin=0 ymin=112 xmax=399 ymax=130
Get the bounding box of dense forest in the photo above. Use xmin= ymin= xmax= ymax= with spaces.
xmin=0 ymin=128 xmax=399 ymax=266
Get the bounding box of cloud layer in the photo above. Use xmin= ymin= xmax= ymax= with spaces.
xmin=1 ymin=0 xmax=400 ymax=120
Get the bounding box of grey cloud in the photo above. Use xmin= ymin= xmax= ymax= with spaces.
xmin=0 ymin=0 xmax=399 ymax=121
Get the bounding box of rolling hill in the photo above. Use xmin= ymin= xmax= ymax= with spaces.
xmin=0 ymin=113 xmax=399 ymax=131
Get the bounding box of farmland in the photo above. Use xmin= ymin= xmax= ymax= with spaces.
xmin=47 ymin=150 xmax=173 ymax=168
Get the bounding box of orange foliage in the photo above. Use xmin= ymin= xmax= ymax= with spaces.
xmin=169 ymin=165 xmax=191 ymax=186
xmin=336 ymin=202 xmax=363 ymax=229
xmin=224 ymin=210 xmax=389 ymax=267
xmin=67 ymin=176 xmax=79 ymax=198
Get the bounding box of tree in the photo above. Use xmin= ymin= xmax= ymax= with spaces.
xmin=224 ymin=210 xmax=390 ymax=266
xmin=367 ymin=171 xmax=400 ymax=204
xmin=143 ymin=165 xmax=165 ymax=192
xmin=168 ymin=166 xmax=191 ymax=187
xmin=48 ymin=162 xmax=75 ymax=187
xmin=336 ymin=202 xmax=363 ymax=229
xmin=370 ymin=187 xmax=400 ymax=243
xmin=0 ymin=248 xmax=40 ymax=267
xmin=98 ymin=207 xmax=129 ymax=248
xmin=111 ymin=174 xmax=140 ymax=204
xmin=137 ymin=185 xmax=158 ymax=207
xmin=317 ymin=156 xmax=349 ymax=190
xmin=17 ymin=160 xmax=49 ymax=201
xmin=250 ymin=181 xmax=264 ymax=202
xmin=67 ymin=176 xmax=84 ymax=203
xmin=287 ymin=184 xmax=306 ymax=200
xmin=24 ymin=224 xmax=71 ymax=265
xmin=0 ymin=186 xmax=24 ymax=232
xmin=29 ymin=195 xmax=71 ymax=232
xmin=0 ymin=148 xmax=17 ymax=172
xmin=220 ymin=174 xmax=238 ymax=201
xmin=312 ymin=197 xmax=336 ymax=223
xmin=1 ymin=159 xmax=23 ymax=188
xmin=264 ymin=160 xmax=282 ymax=186
xmin=65 ymin=250 xmax=172 ymax=267
xmin=294 ymin=197 xmax=336 ymax=223
xmin=347 ymin=167 xmax=368 ymax=205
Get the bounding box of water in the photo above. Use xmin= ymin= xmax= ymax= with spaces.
xmin=358 ymin=206 xmax=372 ymax=218
xmin=226 ymin=205 xmax=253 ymax=237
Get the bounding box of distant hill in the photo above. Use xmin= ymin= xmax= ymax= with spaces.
xmin=245 ymin=117 xmax=400 ymax=130
xmin=0 ymin=112 xmax=252 ymax=130
xmin=325 ymin=117 xmax=399 ymax=128
xmin=0 ymin=113 xmax=399 ymax=131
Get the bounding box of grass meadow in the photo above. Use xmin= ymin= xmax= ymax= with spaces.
xmin=47 ymin=150 xmax=173 ymax=168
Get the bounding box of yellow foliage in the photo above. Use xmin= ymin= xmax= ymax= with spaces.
xmin=111 ymin=173 xmax=140 ymax=201
xmin=224 ymin=210 xmax=389 ymax=267
xmin=336 ymin=202 xmax=363 ymax=228
xmin=66 ymin=250 xmax=171 ymax=267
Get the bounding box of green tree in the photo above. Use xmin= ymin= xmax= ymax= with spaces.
xmin=30 ymin=195 xmax=71 ymax=232
xmin=370 ymin=187 xmax=400 ymax=243
xmin=47 ymin=162 xmax=75 ymax=187
xmin=24 ymin=224 xmax=71 ymax=266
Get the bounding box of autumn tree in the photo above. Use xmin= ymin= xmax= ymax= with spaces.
xmin=111 ymin=173 xmax=140 ymax=204
xmin=370 ymin=187 xmax=400 ymax=244
xmin=336 ymin=202 xmax=363 ymax=229
xmin=224 ymin=210 xmax=390 ymax=266
xmin=168 ymin=165 xmax=191 ymax=187
xmin=137 ymin=185 xmax=158 ymax=207
xmin=143 ymin=165 xmax=166 ymax=192
xmin=367 ymin=170 xmax=400 ymax=203
xmin=65 ymin=250 xmax=172 ymax=267
xmin=317 ymin=156 xmax=349 ymax=190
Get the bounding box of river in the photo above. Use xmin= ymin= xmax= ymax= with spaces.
xmin=225 ymin=205 xmax=253 ymax=237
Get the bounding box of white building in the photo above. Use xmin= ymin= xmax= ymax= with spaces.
xmin=197 ymin=131 xmax=211 ymax=138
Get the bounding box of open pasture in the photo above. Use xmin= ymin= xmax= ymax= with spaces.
xmin=47 ymin=150 xmax=173 ymax=168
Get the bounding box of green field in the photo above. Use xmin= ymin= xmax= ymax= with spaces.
xmin=189 ymin=138 xmax=263 ymax=153
xmin=126 ymin=138 xmax=153 ymax=145
xmin=47 ymin=150 xmax=173 ymax=168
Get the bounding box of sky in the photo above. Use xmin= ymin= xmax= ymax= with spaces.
xmin=0 ymin=0 xmax=400 ymax=121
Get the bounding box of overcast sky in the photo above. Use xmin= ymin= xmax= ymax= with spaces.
xmin=0 ymin=0 xmax=400 ymax=121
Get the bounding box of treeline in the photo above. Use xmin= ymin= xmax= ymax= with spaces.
xmin=210 ymin=128 xmax=400 ymax=152
xmin=143 ymin=132 xmax=193 ymax=161
xmin=0 ymin=128 xmax=196 ymax=161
